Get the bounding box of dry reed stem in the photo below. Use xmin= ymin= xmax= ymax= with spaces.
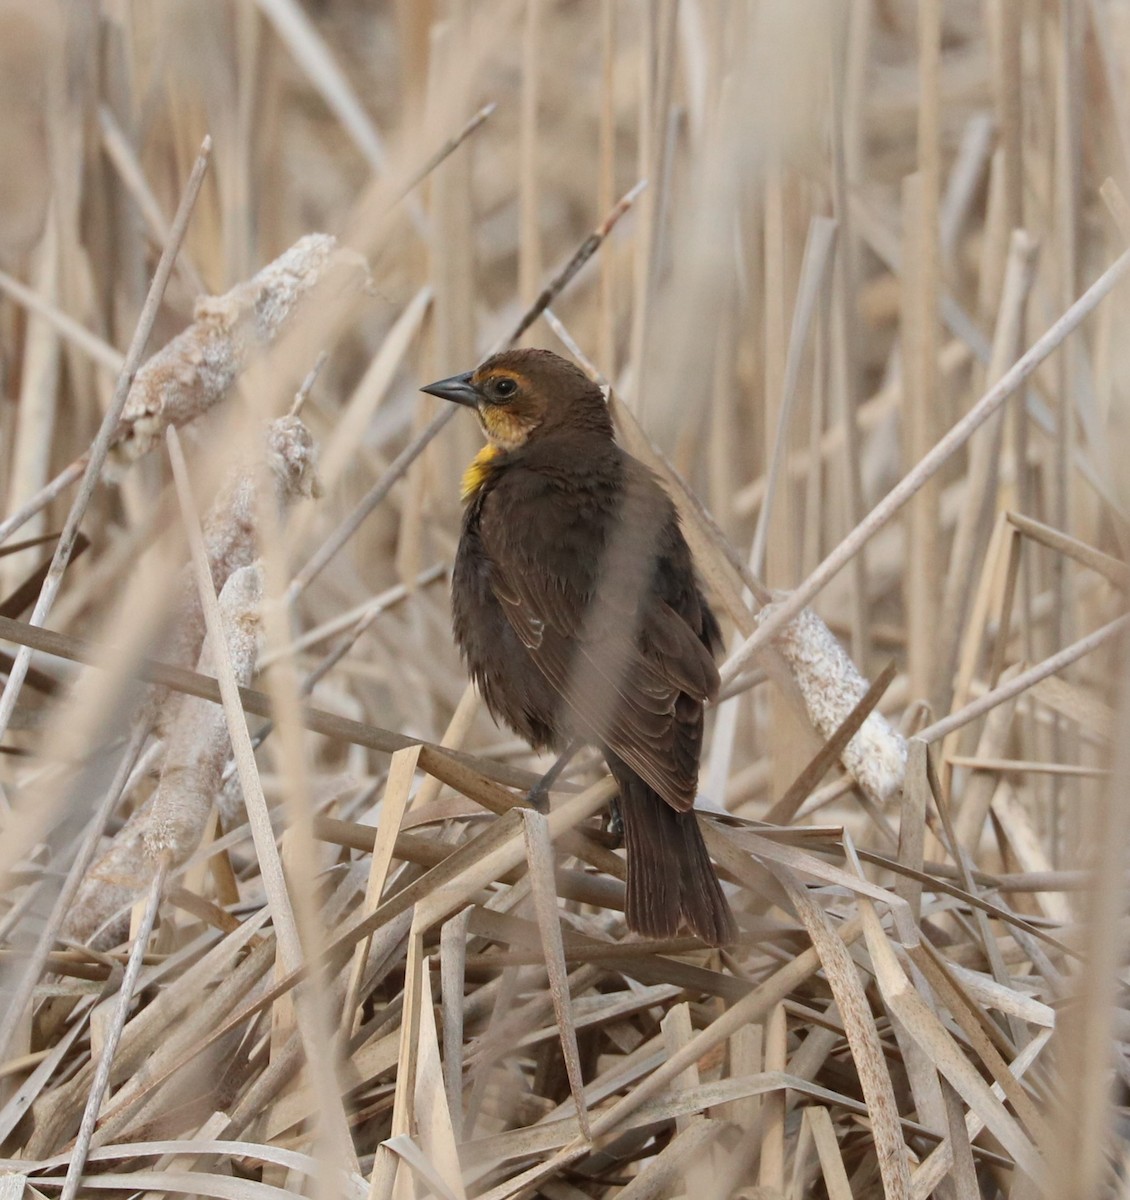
xmin=255 ymin=0 xmax=389 ymax=176
xmin=59 ymin=856 xmax=168 ymax=1200
xmin=7 ymin=413 xmax=321 ymax=980
xmin=0 ymin=611 xmax=544 ymax=793
xmin=0 ymin=722 xmax=148 ymax=1067
xmin=0 ymin=267 xmax=123 ymax=373
xmin=920 ymin=614 xmax=1128 ymax=745
xmin=153 ymin=411 xmax=322 ymax=726
xmin=342 ymin=744 xmax=419 ymax=1037
xmin=937 ymin=229 xmax=1040 ymax=704
xmin=723 ymin=243 xmax=1130 ymax=689
xmin=63 ymin=566 xmax=262 ymax=949
xmin=167 ymin=426 xmax=357 ymax=1184
xmin=0 ymin=137 xmax=213 ymax=744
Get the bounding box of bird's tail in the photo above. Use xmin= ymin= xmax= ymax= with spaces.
xmin=607 ymin=757 xmax=736 ymax=946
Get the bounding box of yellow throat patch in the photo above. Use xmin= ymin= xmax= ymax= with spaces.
xmin=461 ymin=443 xmax=502 ymax=501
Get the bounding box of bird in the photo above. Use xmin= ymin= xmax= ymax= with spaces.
xmin=422 ymin=348 xmax=736 ymax=945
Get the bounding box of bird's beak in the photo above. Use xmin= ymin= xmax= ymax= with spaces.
xmin=420 ymin=370 xmax=479 ymax=408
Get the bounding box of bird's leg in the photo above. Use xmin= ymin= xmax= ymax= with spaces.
xmin=526 ymin=739 xmax=583 ymax=811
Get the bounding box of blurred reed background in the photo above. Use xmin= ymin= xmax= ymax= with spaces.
xmin=0 ymin=1 xmax=1127 ymax=1197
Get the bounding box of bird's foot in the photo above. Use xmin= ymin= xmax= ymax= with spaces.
xmin=523 ymin=740 xmax=583 ymax=815
xmin=525 ymin=782 xmax=551 ymax=813
xmin=604 ymin=798 xmax=624 ymax=847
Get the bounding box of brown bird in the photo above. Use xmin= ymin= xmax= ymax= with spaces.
xmin=422 ymin=348 xmax=736 ymax=945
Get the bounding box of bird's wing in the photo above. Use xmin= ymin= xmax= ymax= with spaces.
xmin=480 ymin=457 xmax=718 ymax=810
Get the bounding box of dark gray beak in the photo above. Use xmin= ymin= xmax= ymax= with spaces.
xmin=420 ymin=370 xmax=479 ymax=408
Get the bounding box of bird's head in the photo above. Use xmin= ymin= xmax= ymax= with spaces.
xmin=421 ymin=348 xmax=611 ymax=450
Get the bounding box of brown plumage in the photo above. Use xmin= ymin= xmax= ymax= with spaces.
xmin=422 ymin=348 xmax=736 ymax=945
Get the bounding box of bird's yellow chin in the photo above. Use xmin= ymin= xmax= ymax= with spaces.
xmin=479 ymin=407 xmax=533 ymax=450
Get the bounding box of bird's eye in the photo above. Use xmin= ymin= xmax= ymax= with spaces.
xmin=492 ymin=377 xmax=518 ymax=400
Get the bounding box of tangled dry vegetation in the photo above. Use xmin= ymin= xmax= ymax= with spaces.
xmin=0 ymin=1 xmax=1127 ymax=1197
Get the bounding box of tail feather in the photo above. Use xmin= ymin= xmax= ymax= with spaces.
xmin=609 ymin=758 xmax=736 ymax=946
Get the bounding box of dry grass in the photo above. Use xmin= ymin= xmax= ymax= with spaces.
xmin=0 ymin=1 xmax=1127 ymax=1197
